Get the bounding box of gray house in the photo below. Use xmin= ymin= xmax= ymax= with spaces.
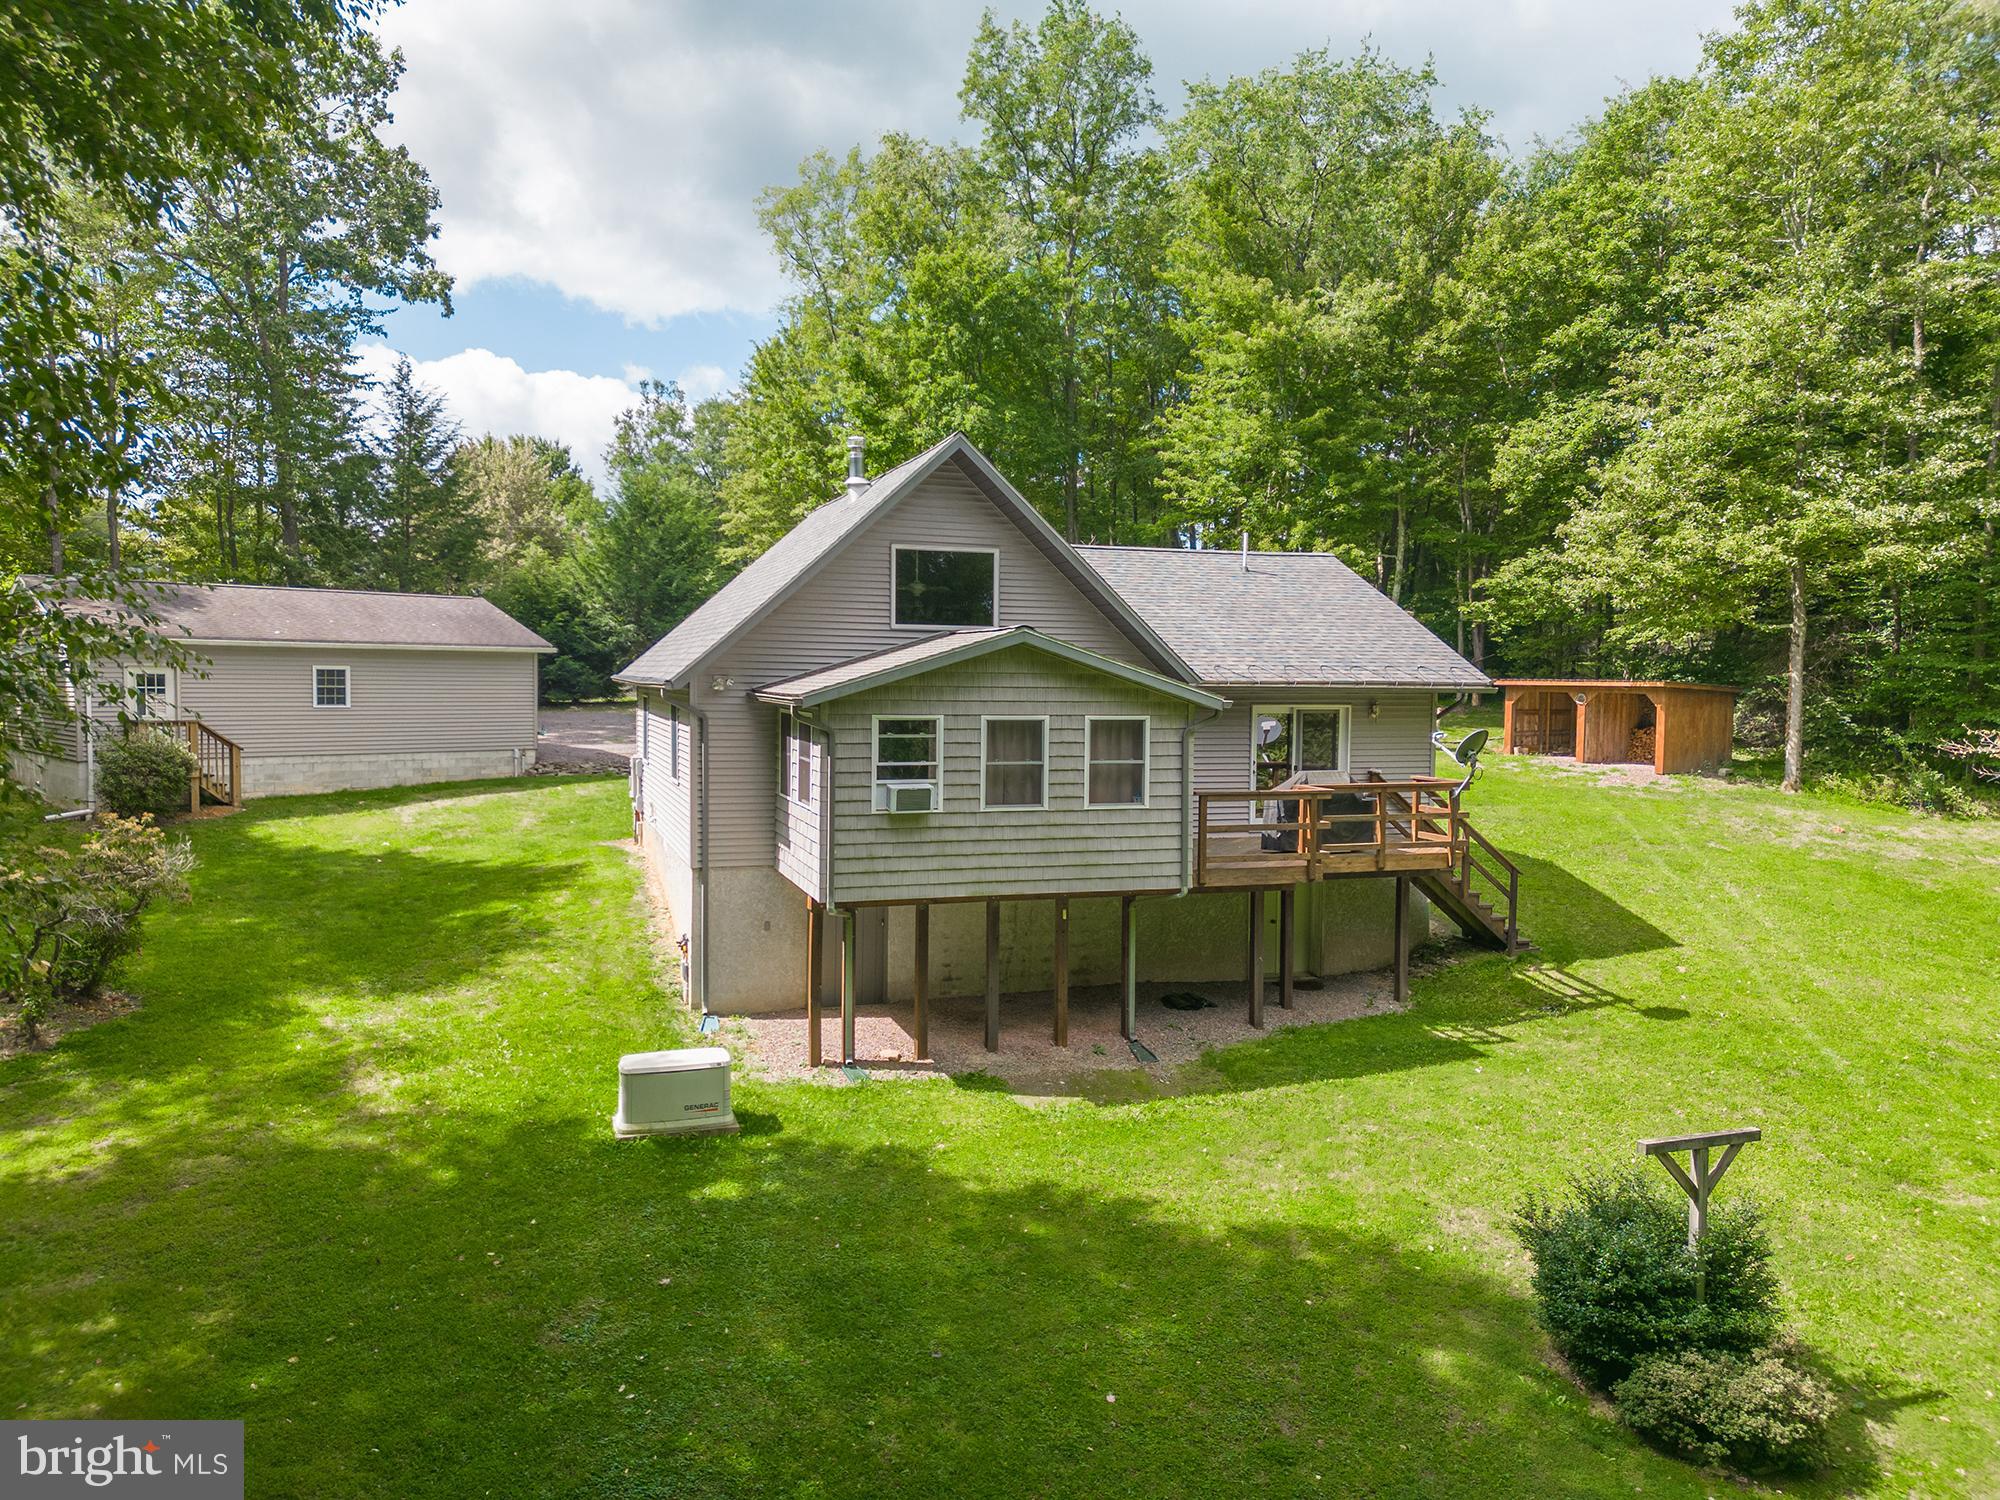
xmin=619 ymin=434 xmax=1516 ymax=1060
xmin=9 ymin=581 xmax=553 ymax=807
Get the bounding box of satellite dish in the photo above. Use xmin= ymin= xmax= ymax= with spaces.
xmin=1431 ymin=725 xmax=1490 ymax=795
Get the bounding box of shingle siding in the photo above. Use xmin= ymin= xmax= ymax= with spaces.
xmin=825 ymin=649 xmax=1189 ymax=903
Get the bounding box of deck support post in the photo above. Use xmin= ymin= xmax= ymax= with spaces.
xmin=1247 ymin=889 xmax=1266 ymax=1028
xmin=187 ymin=721 xmax=200 ymax=814
xmin=1053 ymin=898 xmax=1069 ymax=1047
xmin=1392 ymin=876 xmax=1410 ymax=1005
xmin=1279 ymin=886 xmax=1295 ymax=1009
xmin=805 ymin=899 xmax=825 ymax=1068
xmin=912 ymin=904 xmax=929 ymax=1060
xmin=1119 ymin=895 xmax=1137 ymax=1041
xmin=840 ymin=907 xmax=858 ymax=1066
xmin=984 ymin=899 xmax=1000 ymax=1052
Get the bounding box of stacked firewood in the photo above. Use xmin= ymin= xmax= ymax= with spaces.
xmin=1629 ymin=726 xmax=1657 ymax=762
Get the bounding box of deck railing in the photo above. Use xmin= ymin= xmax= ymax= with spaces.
xmin=126 ymin=718 xmax=242 ymax=811
xmin=1194 ymin=776 xmax=1464 ymax=887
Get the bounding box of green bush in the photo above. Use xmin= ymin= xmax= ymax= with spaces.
xmin=1512 ymin=1168 xmax=1781 ymax=1385
xmin=1614 ymin=1339 xmax=1838 ymax=1473
xmin=96 ymin=731 xmax=197 ymax=819
xmin=0 ymin=814 xmax=195 ymax=1044
xmin=540 ymin=655 xmax=612 ymax=703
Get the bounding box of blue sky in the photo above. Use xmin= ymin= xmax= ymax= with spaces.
xmin=366 ymin=0 xmax=1738 ymax=486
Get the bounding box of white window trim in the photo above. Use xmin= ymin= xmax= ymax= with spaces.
xmin=979 ymin=714 xmax=1049 ymax=812
xmin=312 ymin=664 xmax=351 ymax=710
xmin=889 ymin=544 xmax=1000 ymax=631
xmin=779 ymin=711 xmax=813 ymax=809
xmin=1251 ymin=704 xmax=1352 ymax=817
xmin=124 ymin=665 xmax=177 ymax=717
xmin=668 ymin=703 xmax=681 ymax=781
xmin=870 ymin=713 xmax=943 ymax=813
xmin=1084 ymin=714 xmax=1151 ymax=809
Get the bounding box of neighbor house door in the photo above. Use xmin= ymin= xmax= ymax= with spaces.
xmin=124 ymin=666 xmax=179 ymax=718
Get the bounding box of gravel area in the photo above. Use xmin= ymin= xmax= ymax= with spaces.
xmin=536 ymin=705 xmax=635 ymax=772
xmin=727 ymin=966 xmax=1438 ymax=1095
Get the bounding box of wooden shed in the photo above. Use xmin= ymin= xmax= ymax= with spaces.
xmin=1493 ymin=680 xmax=1740 ymax=775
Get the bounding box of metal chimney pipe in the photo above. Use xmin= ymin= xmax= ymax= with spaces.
xmin=845 ymin=434 xmax=868 ymax=497
xmin=1241 ymin=529 xmax=1250 ymax=571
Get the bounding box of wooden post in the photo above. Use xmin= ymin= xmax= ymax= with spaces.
xmin=1501 ymin=687 xmax=1517 ymax=753
xmin=1392 ymin=876 xmax=1409 ymax=1005
xmin=228 ymin=741 xmax=242 ymax=806
xmin=1196 ymin=793 xmax=1209 ymax=888
xmin=1247 ymin=889 xmax=1265 ymax=1028
xmin=1279 ymin=886 xmax=1295 ymax=1009
xmin=840 ymin=907 xmax=858 ymax=1067
xmin=805 ymin=899 xmax=825 ymax=1068
xmin=1641 ymin=1127 xmax=1761 ymax=1301
xmin=912 ymin=903 xmax=929 ymax=1060
xmin=187 ymin=722 xmax=200 ymax=813
xmin=1119 ymin=895 xmax=1137 ymax=1041
xmin=1052 ymin=898 xmax=1069 ymax=1047
xmin=984 ymin=899 xmax=1000 ymax=1052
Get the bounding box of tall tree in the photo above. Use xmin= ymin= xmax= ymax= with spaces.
xmin=597 ymin=383 xmax=724 ymax=655
xmin=371 ymin=358 xmax=479 ymax=593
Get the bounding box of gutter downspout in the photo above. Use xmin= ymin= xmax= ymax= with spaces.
xmin=688 ymin=692 xmax=712 ymax=1016
xmin=1176 ymin=703 xmax=1226 ymax=896
xmin=81 ymin=678 xmax=96 ymax=809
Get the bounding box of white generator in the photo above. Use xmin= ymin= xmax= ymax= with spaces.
xmin=613 ymin=1046 xmax=739 ymax=1138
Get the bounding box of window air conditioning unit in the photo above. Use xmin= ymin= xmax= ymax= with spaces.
xmin=613 ymin=1046 xmax=739 ymax=1138
xmin=882 ymin=781 xmax=939 ymax=814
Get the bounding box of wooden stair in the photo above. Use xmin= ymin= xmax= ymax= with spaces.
xmin=128 ymin=718 xmax=242 ymax=811
xmin=1414 ymin=815 xmax=1527 ymax=953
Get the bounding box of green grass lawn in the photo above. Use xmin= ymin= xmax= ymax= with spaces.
xmin=2 ymin=761 xmax=1995 ymax=1496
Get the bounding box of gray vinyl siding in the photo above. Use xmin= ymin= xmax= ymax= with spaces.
xmin=698 ymin=465 xmax=1156 ymax=871
xmin=1193 ymin=688 xmax=1438 ymax=825
xmin=150 ymin=644 xmax=539 ymax=756
xmin=773 ymin=719 xmax=826 ymax=900
xmin=636 ymin=689 xmax=695 ymax=864
xmin=825 ymin=650 xmax=1189 ymax=904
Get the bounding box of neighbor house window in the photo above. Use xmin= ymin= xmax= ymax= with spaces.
xmin=313 ymin=666 xmax=350 ymax=708
xmin=982 ymin=716 xmax=1047 ymax=809
xmin=892 ymin=546 xmax=997 ymax=628
xmin=873 ymin=716 xmax=941 ymax=811
xmin=125 ymin=667 xmax=173 ymax=717
xmin=669 ymin=704 xmax=681 ymax=780
xmin=1086 ymin=716 xmax=1149 ymax=807
xmin=779 ymin=712 xmax=811 ymax=806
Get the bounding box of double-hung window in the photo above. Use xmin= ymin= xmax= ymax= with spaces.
xmin=780 ymin=712 xmax=811 ymax=806
xmin=892 ymin=547 xmax=997 ymax=628
xmin=1086 ymin=717 xmax=1149 ymax=807
xmin=981 ymin=716 xmax=1047 ymax=809
xmin=873 ymin=716 xmax=941 ymax=812
xmin=668 ymin=704 xmax=681 ymax=780
xmin=313 ymin=665 xmax=350 ymax=709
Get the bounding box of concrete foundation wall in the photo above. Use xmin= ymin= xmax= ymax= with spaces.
xmin=240 ymin=747 xmax=534 ymax=797
xmin=5 ymin=750 xmax=90 ymax=808
xmin=669 ymin=837 xmax=1430 ymax=1015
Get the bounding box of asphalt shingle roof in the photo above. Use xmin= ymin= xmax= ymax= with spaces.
xmin=753 ymin=627 xmax=1226 ymax=709
xmin=26 ymin=578 xmax=552 ymax=650
xmin=1074 ymin=546 xmax=1491 ymax=690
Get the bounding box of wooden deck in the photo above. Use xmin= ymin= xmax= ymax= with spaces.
xmin=1194 ymin=777 xmax=1464 ymax=889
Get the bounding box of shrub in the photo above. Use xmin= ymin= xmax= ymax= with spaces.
xmin=1614 ymin=1338 xmax=1838 ymax=1473
xmin=1512 ymin=1168 xmax=1781 ymax=1385
xmin=540 ymin=655 xmax=611 ymax=703
xmin=0 ymin=814 xmax=195 ymax=1043
xmin=97 ymin=731 xmax=197 ymax=819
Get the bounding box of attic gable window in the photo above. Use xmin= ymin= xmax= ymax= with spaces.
xmin=893 ymin=546 xmax=997 ymax=628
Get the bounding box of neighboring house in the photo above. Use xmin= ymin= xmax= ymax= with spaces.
xmin=618 ymin=433 xmax=1517 ymax=1057
xmin=8 ymin=581 xmax=553 ymax=807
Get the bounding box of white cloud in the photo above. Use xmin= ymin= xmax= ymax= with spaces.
xmin=676 ymin=364 xmax=729 ymax=403
xmin=379 ymin=0 xmax=1735 ymax=328
xmin=355 ymin=342 xmax=639 ymax=487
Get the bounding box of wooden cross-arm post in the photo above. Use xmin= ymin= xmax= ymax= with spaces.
xmin=1640 ymin=1126 xmax=1761 ymax=1301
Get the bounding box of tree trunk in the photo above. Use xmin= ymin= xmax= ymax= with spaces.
xmin=271 ymin=252 xmax=300 ymax=570
xmin=1783 ymin=558 xmax=1808 ymax=794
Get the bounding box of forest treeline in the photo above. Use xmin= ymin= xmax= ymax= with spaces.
xmin=4 ymin=0 xmax=1996 ymax=803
